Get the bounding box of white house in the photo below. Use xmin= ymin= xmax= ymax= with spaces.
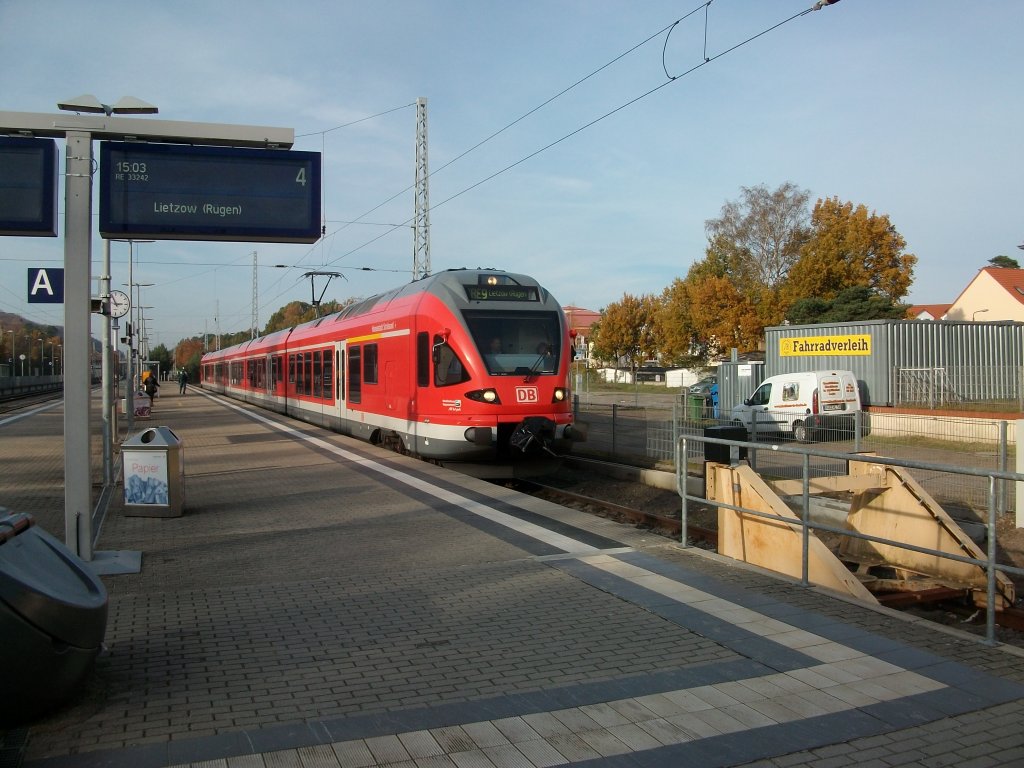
xmin=909 ymin=267 xmax=1024 ymax=322
xmin=943 ymin=267 xmax=1024 ymax=322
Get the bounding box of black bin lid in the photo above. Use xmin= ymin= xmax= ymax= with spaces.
xmin=0 ymin=513 xmax=108 ymax=648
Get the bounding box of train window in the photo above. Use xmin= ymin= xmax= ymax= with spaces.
xmin=289 ymin=354 xmax=296 ymax=384
xmin=348 ymin=346 xmax=361 ymax=404
xmin=463 ymin=310 xmax=561 ymax=376
xmin=304 ymin=352 xmax=313 ymax=396
xmin=313 ymin=351 xmax=322 ymax=398
xmin=433 ymin=336 xmax=469 ymax=387
xmin=364 ymin=343 xmax=378 ymax=384
xmin=417 ymin=332 xmax=430 ymax=387
xmin=323 ymin=352 xmax=333 ymax=401
xmin=337 ymin=350 xmax=344 ymax=401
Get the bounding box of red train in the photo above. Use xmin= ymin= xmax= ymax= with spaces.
xmin=200 ymin=269 xmax=585 ymax=476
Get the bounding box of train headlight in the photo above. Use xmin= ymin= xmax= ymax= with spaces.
xmin=552 ymin=388 xmax=567 ymax=402
xmin=466 ymin=388 xmax=501 ymax=404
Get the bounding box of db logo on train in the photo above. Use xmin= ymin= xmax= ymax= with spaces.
xmin=515 ymin=386 xmax=539 ymax=404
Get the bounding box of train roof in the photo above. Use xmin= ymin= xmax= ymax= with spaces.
xmin=202 ymin=268 xmax=555 ymax=361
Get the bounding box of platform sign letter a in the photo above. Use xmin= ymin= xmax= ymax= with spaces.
xmin=27 ymin=267 xmax=64 ymax=304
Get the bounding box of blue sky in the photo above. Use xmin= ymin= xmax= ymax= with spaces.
xmin=1 ymin=0 xmax=1021 ymax=350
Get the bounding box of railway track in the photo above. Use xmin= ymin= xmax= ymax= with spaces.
xmin=0 ymin=387 xmax=63 ymax=416
xmin=510 ymin=466 xmax=1024 ymax=643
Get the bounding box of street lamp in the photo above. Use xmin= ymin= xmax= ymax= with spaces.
xmin=973 ymin=309 xmax=989 ymax=321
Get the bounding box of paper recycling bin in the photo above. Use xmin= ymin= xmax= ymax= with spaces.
xmin=133 ymin=390 xmax=152 ymax=419
xmin=122 ymin=426 xmax=185 ymax=517
xmin=703 ymin=424 xmax=748 ymax=464
xmin=0 ymin=510 xmax=108 ymax=724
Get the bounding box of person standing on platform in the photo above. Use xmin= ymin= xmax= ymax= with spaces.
xmin=143 ymin=373 xmax=159 ymax=410
xmin=178 ymin=368 xmax=189 ymax=394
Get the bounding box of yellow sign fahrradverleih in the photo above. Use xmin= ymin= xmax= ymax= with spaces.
xmin=779 ymin=335 xmax=872 ymax=356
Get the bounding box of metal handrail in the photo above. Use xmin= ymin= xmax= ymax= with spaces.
xmin=676 ymin=433 xmax=1024 ymax=646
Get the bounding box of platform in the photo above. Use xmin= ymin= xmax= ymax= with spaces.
xmin=2 ymin=388 xmax=1024 ymax=768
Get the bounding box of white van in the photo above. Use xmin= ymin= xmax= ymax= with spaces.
xmin=730 ymin=370 xmax=864 ymax=442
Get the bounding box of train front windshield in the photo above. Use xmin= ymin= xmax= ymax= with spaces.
xmin=464 ymin=311 xmax=561 ymax=376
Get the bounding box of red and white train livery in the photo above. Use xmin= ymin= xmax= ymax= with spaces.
xmin=200 ymin=269 xmax=585 ymax=474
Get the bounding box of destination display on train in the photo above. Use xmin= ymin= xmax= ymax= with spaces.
xmin=99 ymin=142 xmax=321 ymax=243
xmin=464 ymin=285 xmax=540 ymax=302
xmin=0 ymin=137 xmax=58 ymax=237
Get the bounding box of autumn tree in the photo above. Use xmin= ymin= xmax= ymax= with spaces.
xmin=654 ymin=278 xmax=696 ymax=366
xmin=684 ymin=275 xmax=763 ymax=357
xmin=783 ymin=197 xmax=916 ymax=304
xmin=590 ymin=293 xmax=659 ymax=375
xmin=174 ymin=338 xmax=205 ymax=378
xmin=262 ymin=298 xmax=357 ymax=334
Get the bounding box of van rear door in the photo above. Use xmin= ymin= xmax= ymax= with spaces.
xmin=817 ymin=372 xmax=850 ymax=413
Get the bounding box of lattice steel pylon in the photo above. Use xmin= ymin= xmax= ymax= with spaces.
xmin=412 ymin=97 xmax=430 ymax=281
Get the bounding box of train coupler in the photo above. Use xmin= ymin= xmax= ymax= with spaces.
xmin=509 ymin=417 xmax=557 ymax=455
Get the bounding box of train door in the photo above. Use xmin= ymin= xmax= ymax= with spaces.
xmin=332 ymin=342 xmax=346 ymax=421
xmin=384 ymin=361 xmax=396 ymax=412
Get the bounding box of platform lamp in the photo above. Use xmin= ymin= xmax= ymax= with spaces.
xmin=56 ymin=94 xmax=158 ymax=117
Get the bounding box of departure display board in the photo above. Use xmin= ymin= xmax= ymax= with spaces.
xmin=99 ymin=142 xmax=321 ymax=243
xmin=0 ymin=137 xmax=58 ymax=237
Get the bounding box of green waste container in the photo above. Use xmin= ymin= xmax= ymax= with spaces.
xmin=688 ymin=394 xmax=705 ymax=421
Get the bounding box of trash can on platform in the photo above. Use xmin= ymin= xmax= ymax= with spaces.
xmin=0 ymin=510 xmax=108 ymax=724
xmin=133 ymin=390 xmax=152 ymax=419
xmin=703 ymin=424 xmax=748 ymax=464
xmin=122 ymin=426 xmax=185 ymax=517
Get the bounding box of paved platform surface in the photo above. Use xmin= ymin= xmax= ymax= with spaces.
xmin=3 ymin=389 xmax=1024 ymax=767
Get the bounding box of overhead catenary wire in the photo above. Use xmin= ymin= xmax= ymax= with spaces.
xmin=313 ymin=0 xmax=839 ymax=273
xmin=213 ymin=0 xmax=844 ymax=334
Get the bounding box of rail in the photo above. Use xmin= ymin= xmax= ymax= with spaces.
xmin=675 ymin=433 xmax=1024 ymax=646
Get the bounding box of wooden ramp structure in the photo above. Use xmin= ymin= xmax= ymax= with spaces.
xmin=707 ymin=457 xmax=1015 ymax=609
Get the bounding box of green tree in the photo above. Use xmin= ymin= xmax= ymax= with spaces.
xmin=149 ymin=343 xmax=173 ymax=375
xmin=989 ymin=255 xmax=1020 ymax=269
xmin=786 ymin=285 xmax=909 ymax=324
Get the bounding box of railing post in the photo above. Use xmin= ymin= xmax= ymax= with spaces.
xmin=986 ymin=475 xmax=998 ymax=646
xmin=1017 ymin=419 xmax=1024 ymax=529
xmin=611 ymin=403 xmax=617 ymax=459
xmin=677 ymin=436 xmax=689 ymax=548
xmin=999 ymin=421 xmax=1008 ymax=514
xmin=801 ymin=453 xmax=811 ymax=587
